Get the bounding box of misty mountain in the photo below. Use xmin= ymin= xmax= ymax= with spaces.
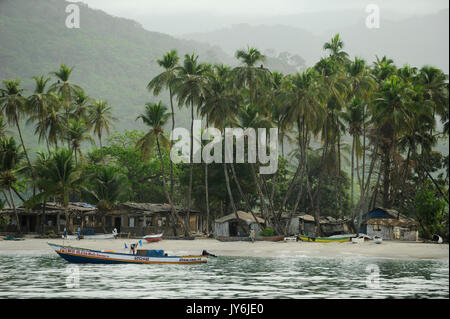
xmin=182 ymin=9 xmax=449 ymax=72
xmin=0 ymin=0 xmax=234 ymax=137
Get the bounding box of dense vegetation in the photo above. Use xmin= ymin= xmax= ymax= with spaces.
xmin=0 ymin=33 xmax=448 ymax=239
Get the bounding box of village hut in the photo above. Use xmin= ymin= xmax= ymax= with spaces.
xmin=104 ymin=203 xmax=204 ymax=237
xmin=360 ymin=207 xmax=419 ymax=241
xmin=0 ymin=202 xmax=97 ymax=234
xmin=214 ymin=211 xmax=265 ymax=238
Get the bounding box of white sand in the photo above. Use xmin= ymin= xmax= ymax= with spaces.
xmin=0 ymin=238 xmax=448 ymax=260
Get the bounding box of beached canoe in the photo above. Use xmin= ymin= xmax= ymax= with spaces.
xmin=298 ymin=235 xmax=352 ymax=243
xmin=48 ymin=243 xmax=208 ymax=264
xmin=215 ymin=236 xmax=285 ymax=242
xmin=64 ymin=233 xmax=116 ymax=240
xmin=143 ymin=233 xmax=163 ymax=243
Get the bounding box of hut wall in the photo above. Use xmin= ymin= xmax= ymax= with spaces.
xmin=367 ymin=224 xmax=393 ymax=240
xmin=214 ymin=222 xmax=229 ymax=237
xmin=393 ymin=227 xmax=418 ymax=241
xmin=303 ymin=222 xmax=316 ymax=236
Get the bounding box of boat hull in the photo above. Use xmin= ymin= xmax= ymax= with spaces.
xmin=298 ymin=235 xmax=352 ymax=243
xmin=64 ymin=234 xmax=115 ymax=240
xmin=48 ymin=244 xmax=207 ymax=264
xmin=143 ymin=234 xmax=163 ymax=243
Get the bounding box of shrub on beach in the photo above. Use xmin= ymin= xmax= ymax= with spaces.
xmin=259 ymin=227 xmax=275 ymax=237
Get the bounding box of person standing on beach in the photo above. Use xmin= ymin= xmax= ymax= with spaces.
xmin=63 ymin=228 xmax=67 ymax=239
xmin=250 ymin=229 xmax=256 ymax=243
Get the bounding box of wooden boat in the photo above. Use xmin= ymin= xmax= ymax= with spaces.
xmin=215 ymin=236 xmax=285 ymax=242
xmin=374 ymin=236 xmax=383 ymax=244
xmin=48 ymin=243 xmax=208 ymax=264
xmin=143 ymin=233 xmax=163 ymax=243
xmin=257 ymin=236 xmax=285 ymax=242
xmin=351 ymin=236 xmax=365 ymax=244
xmin=64 ymin=233 xmax=115 ymax=240
xmin=298 ymin=235 xmax=352 ymax=243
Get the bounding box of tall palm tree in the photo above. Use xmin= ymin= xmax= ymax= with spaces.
xmin=88 ymin=100 xmax=117 ymax=162
xmin=232 ymin=47 xmax=271 ymax=104
xmin=174 ymin=53 xmax=209 ymax=231
xmin=0 ymin=80 xmax=33 ymax=172
xmin=323 ymin=34 xmax=350 ymax=65
xmin=148 ymin=50 xmax=180 ymax=201
xmin=26 ymin=75 xmax=59 ymax=151
xmin=0 ymin=137 xmax=25 ymax=233
xmin=136 ymin=101 xmax=189 ymax=236
xmin=49 ymin=64 xmax=81 ymax=116
xmin=372 ymin=75 xmax=414 ymax=208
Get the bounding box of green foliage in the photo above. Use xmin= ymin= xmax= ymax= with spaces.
xmin=259 ymin=227 xmax=275 ymax=237
xmin=414 ymin=182 xmax=448 ymax=239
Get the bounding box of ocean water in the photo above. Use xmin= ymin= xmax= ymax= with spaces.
xmin=0 ymin=252 xmax=448 ymax=299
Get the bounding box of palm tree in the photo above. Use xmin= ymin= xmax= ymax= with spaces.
xmin=0 ymin=116 xmax=11 ymax=138
xmin=0 ymin=137 xmax=25 ymax=233
xmin=136 ymin=101 xmax=189 ymax=236
xmin=323 ymin=34 xmax=350 ymax=65
xmin=173 ymin=53 xmax=210 ymax=231
xmin=26 ymin=75 xmax=59 ymax=151
xmin=148 ymin=50 xmax=180 ymax=200
xmin=88 ymin=100 xmax=117 ymax=162
xmin=65 ymin=118 xmax=95 ymax=163
xmin=83 ymin=166 xmax=130 ymax=212
xmin=49 ymin=64 xmax=81 ymax=116
xmin=25 ymin=148 xmax=84 ymax=233
xmin=0 ymin=80 xmax=33 ymax=172
xmin=372 ymin=75 xmax=414 ymax=208
xmin=232 ymin=47 xmax=271 ymax=104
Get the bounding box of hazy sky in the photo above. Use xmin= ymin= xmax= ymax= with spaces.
xmin=71 ymin=0 xmax=449 ymax=35
xmin=76 ymin=0 xmax=448 ymax=16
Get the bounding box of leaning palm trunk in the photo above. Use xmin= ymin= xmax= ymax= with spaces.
xmin=169 ymin=88 xmax=175 ymax=201
xmin=186 ymin=99 xmax=194 ymax=233
xmin=230 ymin=162 xmax=262 ymax=229
xmin=156 ymin=138 xmax=189 ymax=236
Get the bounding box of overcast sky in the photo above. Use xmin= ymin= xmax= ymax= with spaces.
xmin=75 ymin=0 xmax=448 ymax=16
xmin=70 ymin=0 xmax=449 ymax=35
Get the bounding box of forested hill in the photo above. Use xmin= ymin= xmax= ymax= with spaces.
xmin=0 ymin=0 xmax=235 ymax=133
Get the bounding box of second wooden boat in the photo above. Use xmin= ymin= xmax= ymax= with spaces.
xmin=298 ymin=235 xmax=352 ymax=243
xmin=143 ymin=233 xmax=163 ymax=243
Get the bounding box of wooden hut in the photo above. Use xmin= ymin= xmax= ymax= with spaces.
xmin=214 ymin=211 xmax=265 ymax=238
xmin=360 ymin=207 xmax=419 ymax=241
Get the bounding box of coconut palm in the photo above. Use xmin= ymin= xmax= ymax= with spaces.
xmin=323 ymin=34 xmax=350 ymax=65
xmin=65 ymin=118 xmax=95 ymax=163
xmin=173 ymin=53 xmax=210 ymax=231
xmin=88 ymin=100 xmax=117 ymax=162
xmin=49 ymin=64 xmax=81 ymax=116
xmin=136 ymin=101 xmax=189 ymax=236
xmin=147 ymin=50 xmax=180 ymax=200
xmin=0 ymin=137 xmax=25 ymax=233
xmin=25 ymin=148 xmax=84 ymax=233
xmin=232 ymin=47 xmax=271 ymax=104
xmin=0 ymin=80 xmax=33 ymax=172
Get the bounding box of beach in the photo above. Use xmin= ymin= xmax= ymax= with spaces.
xmin=0 ymin=237 xmax=448 ymax=260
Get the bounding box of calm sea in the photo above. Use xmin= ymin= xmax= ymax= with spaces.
xmin=0 ymin=252 xmax=448 ymax=299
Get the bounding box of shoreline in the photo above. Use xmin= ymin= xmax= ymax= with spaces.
xmin=0 ymin=238 xmax=448 ymax=260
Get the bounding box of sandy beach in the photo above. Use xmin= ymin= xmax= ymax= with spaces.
xmin=0 ymin=237 xmax=448 ymax=260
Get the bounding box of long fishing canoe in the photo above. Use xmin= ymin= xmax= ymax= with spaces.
xmin=298 ymin=235 xmax=352 ymax=243
xmin=48 ymin=243 xmax=208 ymax=264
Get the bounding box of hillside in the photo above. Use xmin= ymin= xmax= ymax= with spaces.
xmin=0 ymin=0 xmax=234 ymax=136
